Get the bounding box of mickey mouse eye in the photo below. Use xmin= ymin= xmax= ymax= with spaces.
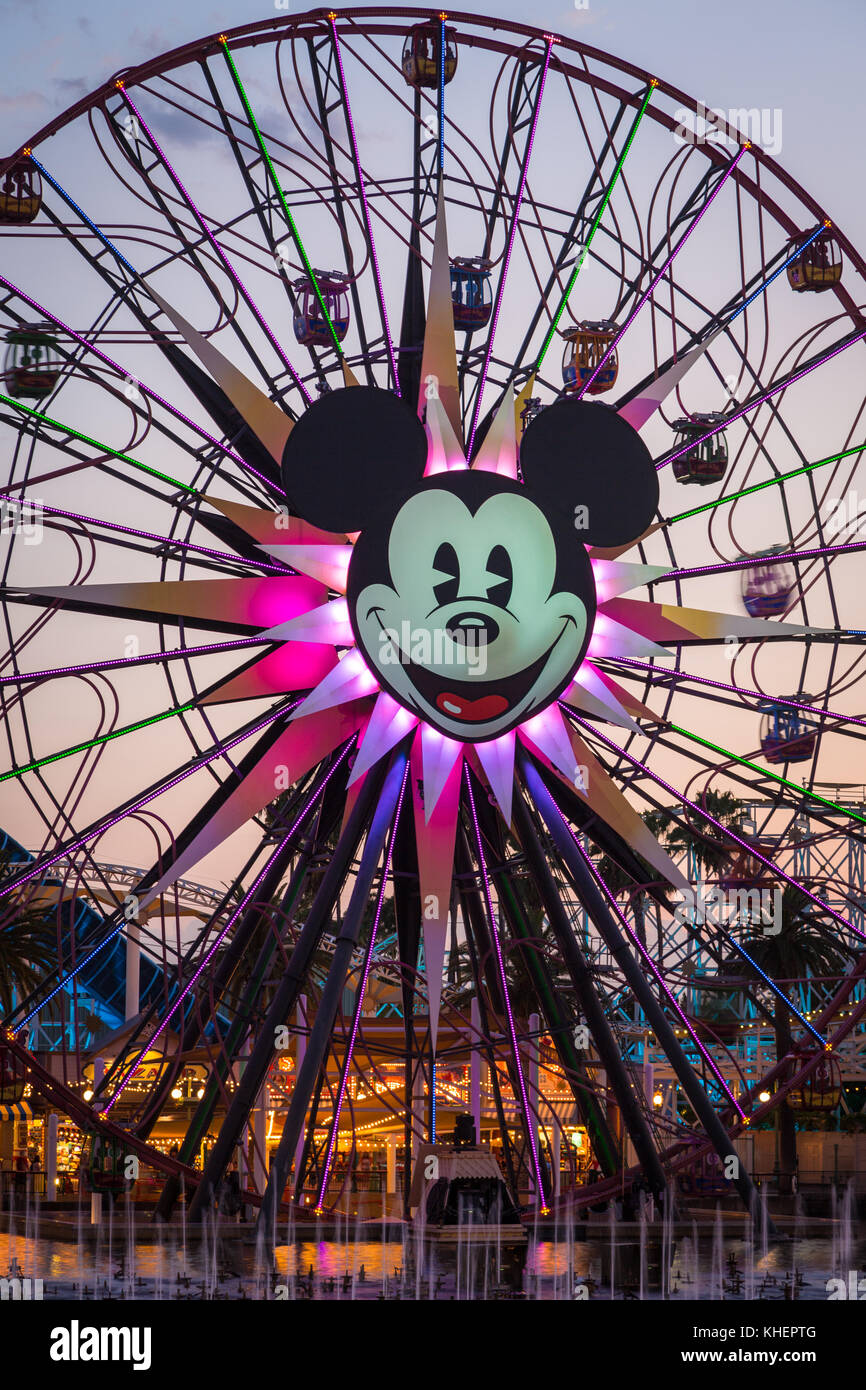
xmin=432 ymin=541 xmax=460 ymax=607
xmin=485 ymin=544 xmax=513 ymax=608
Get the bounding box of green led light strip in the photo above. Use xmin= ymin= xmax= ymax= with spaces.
xmin=220 ymin=37 xmax=345 ymax=358
xmin=669 ymin=723 xmax=866 ymax=826
xmin=0 ymin=393 xmax=196 ymax=494
xmin=0 ymin=702 xmax=195 ymax=784
xmin=535 ymin=81 xmax=656 ymax=371
xmin=667 ymin=441 xmax=866 ymax=525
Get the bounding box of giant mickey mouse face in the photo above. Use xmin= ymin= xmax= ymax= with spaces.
xmin=282 ymin=387 xmax=658 ymax=742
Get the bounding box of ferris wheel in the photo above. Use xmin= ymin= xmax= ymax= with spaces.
xmin=1 ymin=6 xmax=865 ymax=1229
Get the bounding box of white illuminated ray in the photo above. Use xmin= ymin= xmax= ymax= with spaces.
xmin=590 ymin=559 xmax=671 ymax=604
xmin=588 ymin=615 xmax=670 ymax=661
xmin=291 ymin=648 xmax=378 ymax=720
xmin=420 ymin=723 xmax=463 ymax=822
xmin=475 ymin=731 xmax=516 ymax=827
xmin=520 ymin=706 xmax=582 ymax=787
xmin=472 ymin=387 xmax=518 ymax=480
xmin=348 ymin=692 xmax=417 ymax=785
xmin=259 ymin=598 xmax=353 ymax=645
xmin=258 ymin=544 xmax=352 ymax=593
xmin=423 ymin=393 xmax=468 ymax=476
xmin=562 ymin=669 xmax=641 ymax=733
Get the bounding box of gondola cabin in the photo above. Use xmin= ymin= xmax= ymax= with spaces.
xmin=292 ymin=272 xmax=350 ymax=348
xmin=719 ymin=844 xmax=774 ymax=892
xmin=402 ymin=21 xmax=458 ymax=88
xmin=671 ymin=414 xmax=728 ymax=486
xmin=786 ymin=226 xmax=842 ymax=293
xmin=562 ymin=321 xmax=619 ymax=395
xmin=0 ymin=159 xmax=41 ymax=225
xmin=759 ymin=700 xmax=816 ymax=765
xmin=450 ymin=258 xmax=492 ymax=332
xmin=741 ymin=546 xmax=794 ymax=617
xmin=789 ymin=1052 xmax=842 ymax=1114
xmin=4 ymin=324 xmax=61 ymax=400
xmin=86 ymin=1133 xmax=131 ymax=1198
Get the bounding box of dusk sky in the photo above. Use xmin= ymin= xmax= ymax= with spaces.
xmin=1 ymin=0 xmax=864 ymax=896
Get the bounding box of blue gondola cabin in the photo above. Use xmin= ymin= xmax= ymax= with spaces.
xmin=450 ymin=258 xmax=492 ymax=332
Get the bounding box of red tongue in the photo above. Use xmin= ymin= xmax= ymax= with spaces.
xmin=436 ymin=691 xmax=509 ymax=721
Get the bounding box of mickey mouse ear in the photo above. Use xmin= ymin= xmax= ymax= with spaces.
xmin=520 ymin=398 xmax=659 ymax=547
xmin=281 ymin=386 xmax=428 ymax=533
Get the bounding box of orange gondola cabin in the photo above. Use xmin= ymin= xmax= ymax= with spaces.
xmin=561 ymin=320 xmax=619 ymax=395
xmin=786 ymin=227 xmax=842 ymax=293
xmin=402 ymin=21 xmax=458 ymax=88
xmin=0 ymin=159 xmax=41 ymax=225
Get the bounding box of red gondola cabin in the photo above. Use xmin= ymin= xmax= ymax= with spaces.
xmin=671 ymin=414 xmax=728 ymax=486
xmin=292 ymin=272 xmax=350 ymax=348
xmin=450 ymin=258 xmax=492 ymax=332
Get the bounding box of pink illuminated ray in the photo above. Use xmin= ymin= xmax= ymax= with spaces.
xmin=203 ymin=494 xmax=346 ymax=546
xmin=420 ymin=722 xmax=464 ymax=822
xmin=257 ymin=544 xmax=352 ymax=593
xmin=423 ymin=393 xmax=468 ymax=476
xmin=418 ymin=189 xmax=462 ymax=445
xmin=291 ymin=647 xmax=379 ymax=719
xmin=199 ymin=643 xmax=338 ymax=705
xmin=411 ymin=729 xmax=462 ymax=1052
xmin=590 ymin=559 xmax=671 ymax=604
xmin=475 ymin=730 xmax=516 ymax=827
xmin=258 ymin=598 xmax=353 ymax=646
xmin=348 ymin=691 xmax=418 ymax=786
xmin=147 ymin=284 xmax=293 ymax=464
xmin=141 ymin=703 xmax=371 ymax=909
xmin=471 ymin=387 xmax=518 ymax=479
xmin=24 ymin=576 xmax=324 ymax=630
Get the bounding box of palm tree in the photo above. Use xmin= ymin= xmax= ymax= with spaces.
xmin=0 ymin=851 xmax=58 ymax=1016
xmin=729 ymin=884 xmax=854 ymax=1192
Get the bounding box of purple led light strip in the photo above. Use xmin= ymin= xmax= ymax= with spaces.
xmin=103 ymin=738 xmax=354 ymax=1109
xmin=2 ymin=702 xmax=295 ymax=905
xmin=0 ymin=494 xmax=291 ymax=574
xmin=563 ymin=707 xmax=866 ymax=943
xmin=328 ymin=18 xmax=399 ymax=395
xmin=579 ymin=146 xmax=747 ymax=399
xmin=0 ymin=271 xmax=282 ymax=497
xmin=659 ymin=326 xmax=866 ymax=471
xmin=314 ymin=760 xmax=410 ymax=1210
xmin=613 ymin=657 xmax=866 ymax=732
xmin=657 ymin=537 xmax=866 ymax=581
xmin=569 ymin=831 xmax=745 ymax=1117
xmin=119 ymin=91 xmax=311 ymax=406
xmin=465 ymin=765 xmax=548 ymax=1206
xmin=0 ymin=635 xmax=267 ymax=687
xmin=466 ymin=39 xmax=553 ymax=458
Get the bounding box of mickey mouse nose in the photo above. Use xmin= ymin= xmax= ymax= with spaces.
xmin=446 ymin=613 xmax=500 ymax=646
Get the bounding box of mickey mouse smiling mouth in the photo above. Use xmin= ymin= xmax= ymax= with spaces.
xmin=367 ymin=604 xmax=580 ymax=727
